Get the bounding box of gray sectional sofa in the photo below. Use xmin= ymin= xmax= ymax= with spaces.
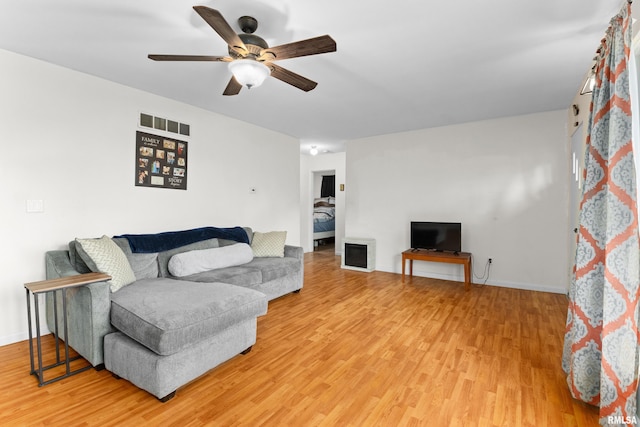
xmin=44 ymin=227 xmax=303 ymax=401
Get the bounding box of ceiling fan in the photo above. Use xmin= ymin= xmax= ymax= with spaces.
xmin=148 ymin=5 xmax=337 ymax=96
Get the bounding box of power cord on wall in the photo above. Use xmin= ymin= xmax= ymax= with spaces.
xmin=471 ymin=255 xmax=492 ymax=285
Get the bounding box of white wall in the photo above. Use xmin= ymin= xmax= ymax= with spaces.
xmin=0 ymin=49 xmax=301 ymax=346
xmin=345 ymin=110 xmax=569 ymax=293
xmin=299 ymin=152 xmax=346 ymax=254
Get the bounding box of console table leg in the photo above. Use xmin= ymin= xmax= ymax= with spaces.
xmin=53 ymin=292 xmax=60 ymax=363
xmin=464 ymin=261 xmax=471 ymax=291
xmin=62 ymin=289 xmax=71 ymax=374
xmin=34 ymin=294 xmax=44 ymax=386
xmin=26 ymin=289 xmax=34 ymax=375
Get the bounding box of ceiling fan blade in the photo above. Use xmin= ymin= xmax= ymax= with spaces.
xmin=193 ymin=6 xmax=247 ymax=56
xmin=223 ymin=76 xmax=243 ymax=96
xmin=148 ymin=54 xmax=232 ymax=62
xmin=269 ymin=63 xmax=318 ymax=92
xmin=259 ymin=35 xmax=336 ymax=61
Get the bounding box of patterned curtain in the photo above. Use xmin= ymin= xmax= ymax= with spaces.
xmin=562 ymin=2 xmax=640 ymax=426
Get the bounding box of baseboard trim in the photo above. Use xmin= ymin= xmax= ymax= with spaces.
xmin=480 ymin=279 xmax=568 ymax=295
xmin=393 ymin=269 xmax=568 ymax=294
xmin=0 ymin=327 xmax=52 ymax=348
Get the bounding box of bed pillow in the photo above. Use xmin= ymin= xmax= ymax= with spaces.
xmin=75 ymin=235 xmax=137 ymax=292
xmin=314 ymin=201 xmax=334 ymax=208
xmin=251 ymin=231 xmax=287 ymax=257
xmin=168 ymin=243 xmax=254 ymax=277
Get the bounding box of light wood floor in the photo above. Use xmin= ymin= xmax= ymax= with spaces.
xmin=0 ymin=250 xmax=598 ymax=426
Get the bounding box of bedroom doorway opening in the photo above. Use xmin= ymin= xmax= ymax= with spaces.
xmin=312 ymin=170 xmax=336 ymax=252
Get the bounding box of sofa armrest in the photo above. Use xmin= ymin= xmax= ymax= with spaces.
xmin=283 ymin=245 xmax=304 ymax=294
xmin=284 ymin=245 xmax=303 ymax=261
xmin=45 ymin=250 xmax=113 ymax=367
xmin=45 ymin=249 xmax=80 ymax=279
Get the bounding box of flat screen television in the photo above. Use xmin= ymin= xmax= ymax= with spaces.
xmin=410 ymin=221 xmax=462 ymax=253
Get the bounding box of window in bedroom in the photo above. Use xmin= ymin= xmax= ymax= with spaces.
xmin=321 ymin=175 xmax=335 ymax=197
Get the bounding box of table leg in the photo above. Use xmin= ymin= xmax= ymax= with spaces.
xmin=402 ymin=256 xmax=406 ymax=282
xmin=53 ymin=292 xmax=60 ymax=363
xmin=34 ymin=294 xmax=44 ymax=386
xmin=62 ymin=289 xmax=71 ymax=374
xmin=464 ymin=260 xmax=471 ymax=291
xmin=26 ymin=289 xmax=34 ymax=375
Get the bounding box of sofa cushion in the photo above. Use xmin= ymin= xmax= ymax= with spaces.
xmin=179 ymin=266 xmax=263 ymax=287
xmin=244 ymin=257 xmax=301 ymax=282
xmin=75 ymin=235 xmax=137 ymax=292
xmin=110 ymin=278 xmax=268 ymax=356
xmin=157 ymin=238 xmax=219 ymax=277
xmin=112 ymin=238 xmax=159 ymax=280
xmin=168 ymin=243 xmax=253 ymax=277
xmin=251 ymin=231 xmax=287 ymax=257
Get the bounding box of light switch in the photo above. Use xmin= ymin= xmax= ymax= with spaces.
xmin=26 ymin=199 xmax=44 ymax=213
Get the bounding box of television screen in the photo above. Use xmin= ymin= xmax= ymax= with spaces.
xmin=411 ymin=222 xmax=461 ymax=252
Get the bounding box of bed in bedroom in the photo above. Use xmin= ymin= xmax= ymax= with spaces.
xmin=313 ymin=196 xmax=335 ymax=245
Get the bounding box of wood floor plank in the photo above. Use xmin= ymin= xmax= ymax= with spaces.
xmin=0 ymin=249 xmax=598 ymax=426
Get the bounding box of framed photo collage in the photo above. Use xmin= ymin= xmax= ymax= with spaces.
xmin=135 ymin=131 xmax=188 ymax=190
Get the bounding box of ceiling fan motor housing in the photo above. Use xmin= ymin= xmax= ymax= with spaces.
xmin=238 ymin=16 xmax=258 ymax=34
xmin=228 ymin=16 xmax=271 ymax=60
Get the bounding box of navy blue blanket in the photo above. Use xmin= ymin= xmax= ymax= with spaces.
xmin=115 ymin=226 xmax=249 ymax=253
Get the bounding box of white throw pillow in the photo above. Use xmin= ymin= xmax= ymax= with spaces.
xmin=75 ymin=235 xmax=137 ymax=292
xmin=251 ymin=231 xmax=287 ymax=257
xmin=168 ymin=243 xmax=254 ymax=277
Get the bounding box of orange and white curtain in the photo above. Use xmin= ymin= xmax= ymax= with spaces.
xmin=562 ymin=2 xmax=640 ymax=426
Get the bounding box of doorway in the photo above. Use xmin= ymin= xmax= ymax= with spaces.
xmin=312 ymin=170 xmax=336 ymax=252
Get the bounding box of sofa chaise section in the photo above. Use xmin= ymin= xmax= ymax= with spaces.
xmin=106 ymin=279 xmax=267 ymax=400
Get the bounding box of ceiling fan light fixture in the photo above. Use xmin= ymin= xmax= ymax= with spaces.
xmin=228 ymin=59 xmax=270 ymax=89
xmin=310 ymin=146 xmax=318 ymax=156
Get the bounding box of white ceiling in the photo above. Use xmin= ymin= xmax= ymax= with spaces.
xmin=0 ymin=1 xmax=625 ymax=154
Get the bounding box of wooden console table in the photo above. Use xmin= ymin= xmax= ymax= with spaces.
xmin=401 ymin=249 xmax=472 ymax=291
xmin=25 ymin=272 xmax=111 ymax=386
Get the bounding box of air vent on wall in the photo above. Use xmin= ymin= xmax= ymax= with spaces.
xmin=140 ymin=113 xmax=190 ymax=136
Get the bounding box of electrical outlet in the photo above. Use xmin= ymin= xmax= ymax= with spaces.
xmin=489 ymin=258 xmax=493 ymax=264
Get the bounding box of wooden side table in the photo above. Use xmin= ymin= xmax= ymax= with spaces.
xmin=25 ymin=272 xmax=111 ymax=386
xmin=401 ymin=249 xmax=472 ymax=291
